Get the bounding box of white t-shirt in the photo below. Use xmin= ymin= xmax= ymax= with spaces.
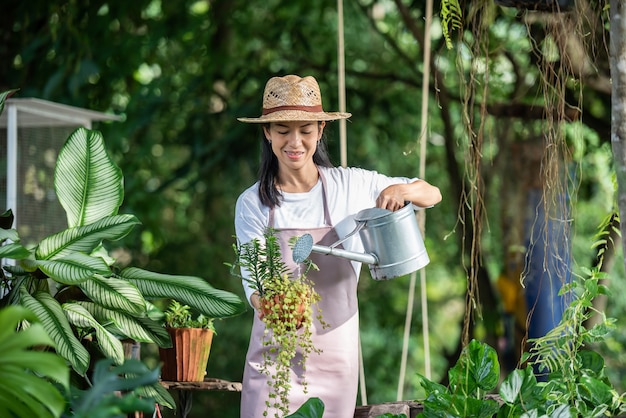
xmin=234 ymin=165 xmax=416 ymax=302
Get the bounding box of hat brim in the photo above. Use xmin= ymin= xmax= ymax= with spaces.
xmin=237 ymin=110 xmax=351 ymax=123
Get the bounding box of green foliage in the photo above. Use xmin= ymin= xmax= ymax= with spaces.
xmin=163 ymin=299 xmax=216 ymax=332
xmin=0 ymin=305 xmax=70 ymax=418
xmin=63 ymin=358 xmax=160 ymax=418
xmin=285 ymin=397 xmax=325 ymax=418
xmin=1 ymin=0 xmax=621 ymax=412
xmin=0 ymin=126 xmax=245 ymax=375
xmin=440 ymin=0 xmax=463 ymax=49
xmin=417 ymin=216 xmax=626 ymax=417
xmin=0 ymin=102 xmax=245 ymax=411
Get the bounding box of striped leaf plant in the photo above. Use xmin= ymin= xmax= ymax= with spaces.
xmin=0 ymin=115 xmax=246 ymax=408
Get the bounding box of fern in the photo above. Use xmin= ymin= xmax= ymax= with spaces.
xmin=441 ymin=0 xmax=463 ymax=49
xmin=525 ymin=212 xmax=620 ymax=411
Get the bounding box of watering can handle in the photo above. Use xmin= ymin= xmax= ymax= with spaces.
xmin=329 ymin=221 xmax=365 ymax=249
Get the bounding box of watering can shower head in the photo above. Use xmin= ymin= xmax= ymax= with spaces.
xmin=292 ymin=233 xmax=314 ymax=264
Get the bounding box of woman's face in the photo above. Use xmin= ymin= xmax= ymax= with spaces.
xmin=264 ymin=121 xmax=325 ymax=171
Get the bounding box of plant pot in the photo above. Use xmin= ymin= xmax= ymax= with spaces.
xmin=158 ymin=328 xmax=214 ymax=382
xmin=261 ymin=292 xmax=309 ymax=330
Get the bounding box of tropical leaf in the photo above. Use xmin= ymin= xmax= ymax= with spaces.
xmin=79 ymin=275 xmax=147 ymax=316
xmin=19 ymin=287 xmax=90 ymax=375
xmin=55 ymin=127 xmax=123 ymax=228
xmin=67 ymin=358 xmax=160 ymax=418
xmin=64 ymin=302 xmax=125 ymax=365
xmin=0 ymin=242 xmax=32 ymax=259
xmin=0 ymin=88 xmax=18 ymax=115
xmin=120 ymin=267 xmax=246 ymax=319
xmin=136 ymin=381 xmax=177 ymax=410
xmin=0 ymin=227 xmax=20 ymax=242
xmin=0 ymin=305 xmax=69 ymax=418
xmin=77 ymin=301 xmax=171 ymax=347
xmin=36 ymin=253 xmax=112 ymax=284
xmin=36 ymin=214 xmax=140 ymax=260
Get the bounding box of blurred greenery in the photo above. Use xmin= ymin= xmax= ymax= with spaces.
xmin=1 ymin=0 xmax=623 ymax=416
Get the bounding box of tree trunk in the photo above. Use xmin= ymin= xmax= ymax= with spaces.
xmin=611 ymin=0 xmax=626 ymax=265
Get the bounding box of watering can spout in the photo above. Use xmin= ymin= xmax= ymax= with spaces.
xmin=293 ymin=233 xmax=378 ymax=265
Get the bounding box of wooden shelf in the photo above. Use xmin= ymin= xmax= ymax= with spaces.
xmin=160 ymin=377 xmax=242 ymax=392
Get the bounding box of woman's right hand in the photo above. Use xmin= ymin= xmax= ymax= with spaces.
xmin=250 ymin=292 xmax=264 ymax=320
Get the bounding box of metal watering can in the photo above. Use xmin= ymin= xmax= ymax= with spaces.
xmin=292 ymin=203 xmax=430 ymax=280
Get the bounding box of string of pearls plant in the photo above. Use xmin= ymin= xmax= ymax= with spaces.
xmin=228 ymin=228 xmax=327 ymax=417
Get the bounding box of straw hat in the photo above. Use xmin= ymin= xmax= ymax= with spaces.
xmin=237 ymin=75 xmax=351 ymax=123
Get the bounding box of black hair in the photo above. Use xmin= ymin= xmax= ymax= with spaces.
xmin=258 ymin=122 xmax=334 ymax=208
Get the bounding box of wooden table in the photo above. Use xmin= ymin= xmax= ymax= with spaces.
xmin=160 ymin=378 xmax=242 ymax=418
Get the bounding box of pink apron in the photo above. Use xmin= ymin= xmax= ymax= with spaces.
xmin=240 ymin=172 xmax=360 ymax=418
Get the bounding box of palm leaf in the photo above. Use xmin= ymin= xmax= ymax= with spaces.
xmin=19 ymin=287 xmax=90 ymax=375
xmin=55 ymin=127 xmax=123 ymax=228
xmin=36 ymin=214 xmax=140 ymax=260
xmin=79 ymin=275 xmax=147 ymax=316
xmin=64 ymin=302 xmax=125 ymax=365
xmin=77 ymin=301 xmax=171 ymax=347
xmin=120 ymin=267 xmax=246 ymax=319
xmin=36 ymin=253 xmax=112 ymax=285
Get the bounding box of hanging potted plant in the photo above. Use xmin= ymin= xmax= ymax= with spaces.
xmin=158 ymin=300 xmax=215 ymax=382
xmin=228 ymin=229 xmax=326 ymax=416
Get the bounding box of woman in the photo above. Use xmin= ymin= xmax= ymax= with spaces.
xmin=235 ymin=74 xmax=441 ymax=418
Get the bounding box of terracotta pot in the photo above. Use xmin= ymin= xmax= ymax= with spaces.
xmin=159 ymin=328 xmax=214 ymax=382
xmin=261 ymin=293 xmax=309 ymax=330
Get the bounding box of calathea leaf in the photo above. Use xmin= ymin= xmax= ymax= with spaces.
xmin=120 ymin=267 xmax=246 ymax=319
xmin=78 ymin=274 xmax=147 ymax=316
xmin=54 ymin=127 xmax=123 ymax=228
xmin=19 ymin=287 xmax=90 ymax=375
xmin=36 ymin=214 xmax=140 ymax=260
xmin=63 ymin=302 xmax=125 ymax=365
xmin=76 ymin=301 xmax=171 ymax=347
xmin=35 ymin=253 xmax=111 ymax=284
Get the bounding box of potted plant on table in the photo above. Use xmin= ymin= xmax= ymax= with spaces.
xmin=228 ymin=229 xmax=326 ymax=417
xmin=0 ymin=89 xmax=246 ymax=413
xmin=158 ymin=300 xmax=216 ymax=382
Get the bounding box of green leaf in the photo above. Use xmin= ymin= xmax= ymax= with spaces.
xmin=0 ymin=305 xmax=69 ymax=418
xmin=499 ymin=366 xmax=541 ymax=411
xmin=36 ymin=214 xmax=140 ymax=260
xmin=135 ymin=381 xmax=176 ymax=410
xmin=19 ymin=287 xmax=90 ymax=375
xmin=55 ymin=127 xmax=123 ymax=228
xmin=78 ymin=274 xmax=147 ymax=316
xmin=120 ymin=267 xmax=246 ymax=319
xmin=578 ymin=350 xmax=605 ymax=377
xmin=0 ymin=227 xmax=20 ymax=242
xmin=0 ymin=242 xmax=32 ymax=259
xmin=77 ymin=301 xmax=171 ymax=347
xmin=0 ymin=89 xmax=18 ymax=115
xmin=63 ymin=302 xmax=125 ymax=365
xmin=70 ymin=358 xmax=160 ymax=416
xmin=285 ymin=397 xmax=325 ymax=417
xmin=36 ymin=253 xmax=112 ymax=284
xmin=577 ymin=374 xmax=615 ymax=406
